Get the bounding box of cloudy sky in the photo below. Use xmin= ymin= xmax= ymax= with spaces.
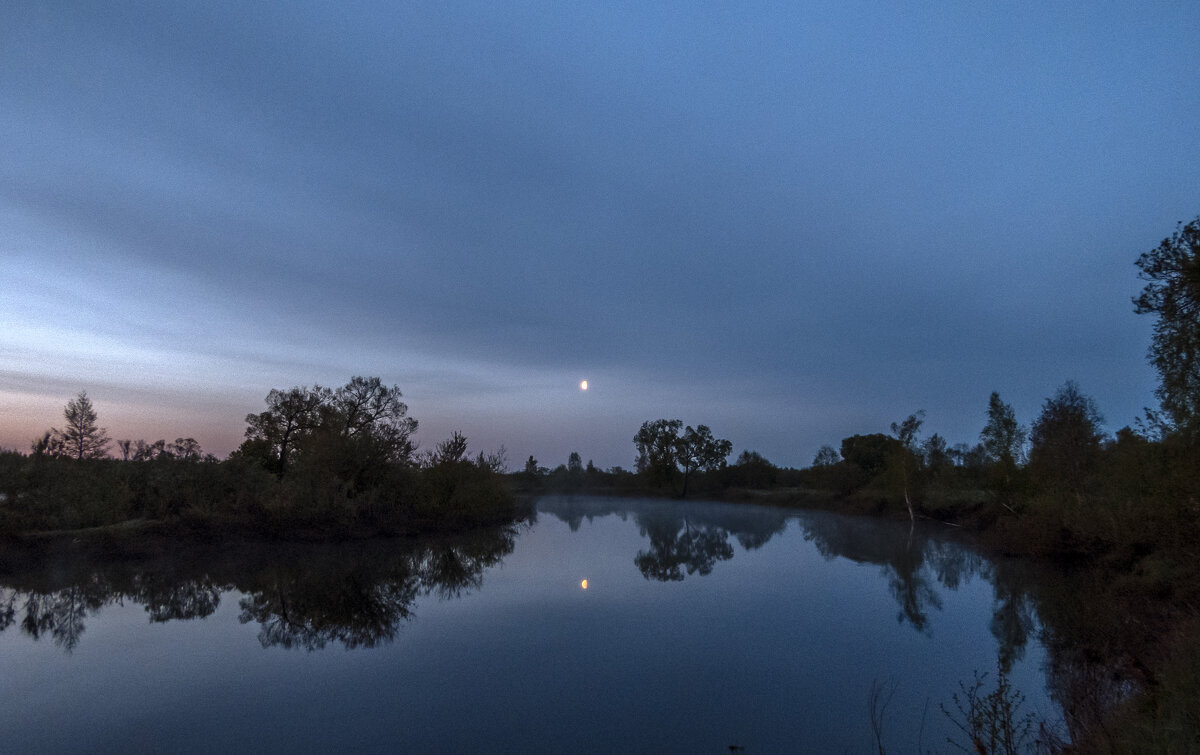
xmin=2 ymin=1 xmax=1198 ymax=469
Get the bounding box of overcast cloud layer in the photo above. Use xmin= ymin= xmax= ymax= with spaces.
xmin=3 ymin=1 xmax=1198 ymax=468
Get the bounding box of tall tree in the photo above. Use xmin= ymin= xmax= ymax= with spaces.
xmin=243 ymin=386 xmax=327 ymax=474
xmin=889 ymin=411 xmax=925 ymax=522
xmin=634 ymin=419 xmax=683 ymax=484
xmin=633 ymin=419 xmax=731 ymax=496
xmin=1029 ymin=381 xmax=1105 ymax=498
xmin=1134 ymin=216 xmax=1200 ymax=439
xmin=672 ymin=425 xmax=733 ymax=498
xmin=240 ymin=377 xmax=417 ymax=476
xmin=980 ymin=392 xmax=1026 ymax=467
xmin=54 ymin=391 xmax=111 ymax=460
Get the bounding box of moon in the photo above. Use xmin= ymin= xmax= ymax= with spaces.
xmin=579 ymin=380 xmax=588 ymax=391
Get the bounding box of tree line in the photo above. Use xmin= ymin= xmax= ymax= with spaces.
xmin=0 ymin=377 xmax=517 ymax=537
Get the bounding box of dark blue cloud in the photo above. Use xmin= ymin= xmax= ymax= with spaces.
xmin=1 ymin=1 xmax=1196 ymax=465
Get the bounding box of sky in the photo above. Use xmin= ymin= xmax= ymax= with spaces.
xmin=2 ymin=1 xmax=1199 ymax=470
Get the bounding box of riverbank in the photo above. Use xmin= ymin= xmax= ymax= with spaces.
xmin=519 ymin=476 xmax=1199 ymax=749
xmin=705 ymin=484 xmax=1200 ymax=751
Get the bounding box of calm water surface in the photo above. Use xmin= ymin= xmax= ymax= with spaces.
xmin=0 ymin=497 xmax=1062 ymax=752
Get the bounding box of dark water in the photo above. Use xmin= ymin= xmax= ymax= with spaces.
xmin=0 ymin=497 xmax=1062 ymax=752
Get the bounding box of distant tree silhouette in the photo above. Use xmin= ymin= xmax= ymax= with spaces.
xmin=240 ymin=377 xmax=417 ymax=476
xmin=840 ymin=434 xmax=901 ymax=477
xmin=634 ymin=419 xmax=683 ymax=486
xmin=633 ymin=419 xmax=731 ymax=497
xmin=729 ymin=450 xmax=776 ymax=489
xmin=1029 ymin=381 xmax=1104 ymax=498
xmin=921 ymin=433 xmax=951 ymax=473
xmin=169 ymin=437 xmax=204 ymax=461
xmin=52 ymin=391 xmax=111 ymax=460
xmin=812 ymin=445 xmax=841 ymax=467
xmin=242 ymin=386 xmax=326 ymax=473
xmin=429 ymin=431 xmax=469 ymax=466
xmin=673 ymin=425 xmax=732 ymax=497
xmin=981 ymin=392 xmax=1026 ymax=468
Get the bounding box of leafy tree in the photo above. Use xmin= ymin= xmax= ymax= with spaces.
xmin=240 ymin=377 xmax=417 ymax=476
xmin=634 ymin=419 xmax=683 ymax=485
xmin=921 ymin=433 xmax=950 ymax=473
xmin=329 ymin=376 xmax=418 ymax=463
xmin=950 ymin=442 xmax=989 ymax=470
xmin=242 ymin=386 xmax=327 ymax=474
xmin=980 ymin=393 xmax=1026 ymax=498
xmin=727 ymin=450 xmax=775 ymax=489
xmin=169 ymin=438 xmax=204 ymax=461
xmin=1029 ymin=381 xmax=1105 ymax=497
xmin=429 ymin=431 xmax=469 ymax=466
xmin=523 ymin=455 xmax=539 ymax=476
xmin=474 ymin=445 xmax=507 ymax=473
xmin=633 ymin=419 xmax=731 ymax=496
xmin=567 ymin=451 xmax=583 ymax=474
xmin=812 ymin=445 xmax=841 ymax=467
xmin=840 ymin=434 xmax=902 ymax=477
xmin=890 ymin=410 xmax=925 ymax=451
xmin=1134 ymin=216 xmax=1200 ymax=439
xmin=980 ymin=392 xmax=1026 ymax=467
xmin=132 ymin=439 xmax=168 ymax=461
xmin=53 ymin=391 xmax=111 ymax=460
xmin=673 ymin=425 xmax=732 ymax=497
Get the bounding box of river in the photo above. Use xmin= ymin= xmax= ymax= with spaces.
xmin=0 ymin=496 xmax=1065 ymax=752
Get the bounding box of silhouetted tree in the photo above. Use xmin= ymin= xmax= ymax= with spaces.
xmin=53 ymin=391 xmax=111 ymax=460
xmin=981 ymin=392 xmax=1026 ymax=468
xmin=242 ymin=385 xmax=327 ymax=474
xmin=1029 ymin=381 xmax=1104 ymax=498
xmin=812 ymin=445 xmax=841 ymax=467
xmin=980 ymin=392 xmax=1026 ymax=497
xmin=890 ymin=410 xmax=925 ymax=451
xmin=429 ymin=431 xmax=469 ymax=466
xmin=241 ymin=378 xmax=417 ymax=478
xmin=729 ymin=450 xmax=775 ymax=489
xmin=673 ymin=425 xmax=732 ymax=497
xmin=888 ymin=411 xmax=925 ymax=520
xmin=567 ymin=451 xmax=583 ymax=474
xmin=921 ymin=433 xmax=951 ymax=473
xmin=168 ymin=437 xmax=204 ymax=461
xmin=634 ymin=419 xmax=683 ymax=486
xmin=132 ymin=439 xmax=168 ymax=461
xmin=330 ymin=376 xmax=418 ymax=463
xmin=523 ymin=455 xmax=538 ymax=476
xmin=840 ymin=434 xmax=902 ymax=477
xmin=1134 ymin=216 xmax=1200 ymax=439
xmin=474 ymin=445 xmax=507 ymax=473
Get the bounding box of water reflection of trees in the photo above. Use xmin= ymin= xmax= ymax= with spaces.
xmin=540 ymin=497 xmax=791 ymax=582
xmin=0 ymin=524 xmax=517 ymax=653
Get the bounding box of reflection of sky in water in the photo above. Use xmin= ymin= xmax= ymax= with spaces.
xmin=0 ymin=498 xmax=1058 ymax=752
